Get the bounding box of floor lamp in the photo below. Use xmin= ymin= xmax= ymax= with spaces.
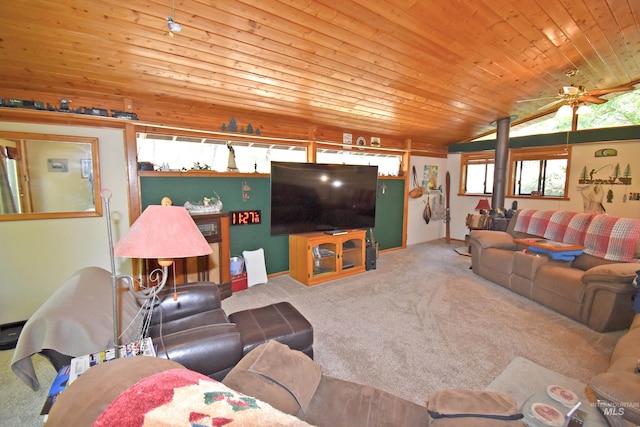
xmin=103 ymin=191 xmax=212 ymax=355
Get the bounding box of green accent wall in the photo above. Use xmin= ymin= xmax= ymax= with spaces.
xmin=140 ymin=176 xmax=404 ymax=275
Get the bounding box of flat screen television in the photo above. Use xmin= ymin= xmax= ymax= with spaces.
xmin=270 ymin=161 xmax=378 ymax=235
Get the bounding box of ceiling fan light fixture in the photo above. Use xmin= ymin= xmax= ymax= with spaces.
xmin=167 ymin=17 xmax=182 ymax=34
xmin=556 ymin=104 xmax=574 ymax=118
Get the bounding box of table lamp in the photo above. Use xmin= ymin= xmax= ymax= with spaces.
xmin=474 ymin=198 xmax=492 ymax=214
xmin=104 ymin=192 xmax=212 ymax=353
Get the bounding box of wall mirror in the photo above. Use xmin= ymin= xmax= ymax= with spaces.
xmin=0 ymin=132 xmax=101 ymax=221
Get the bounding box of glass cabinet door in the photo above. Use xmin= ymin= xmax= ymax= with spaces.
xmin=342 ymin=238 xmax=363 ymax=270
xmin=311 ymin=242 xmax=337 ymax=277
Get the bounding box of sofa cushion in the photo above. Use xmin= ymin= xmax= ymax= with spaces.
xmin=534 ymin=265 xmax=585 ymax=303
xmin=480 ymin=248 xmax=515 ymax=275
xmin=571 ymin=253 xmax=617 ymax=271
xmin=223 ymin=340 xmax=321 ymax=415
xmin=303 ymin=375 xmax=430 ymax=427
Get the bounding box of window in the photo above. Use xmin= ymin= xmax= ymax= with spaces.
xmin=508 ymin=147 xmax=570 ymax=198
xmin=472 ymin=91 xmax=640 ymax=141
xmin=460 ymin=152 xmax=495 ymax=194
xmin=136 ymin=133 xmax=307 ymax=173
xmin=316 ymin=147 xmax=402 ymax=176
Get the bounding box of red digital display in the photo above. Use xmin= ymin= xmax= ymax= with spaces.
xmin=230 ymin=210 xmax=262 ymax=226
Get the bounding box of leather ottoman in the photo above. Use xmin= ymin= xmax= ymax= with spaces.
xmin=229 ymin=302 xmax=314 ymax=359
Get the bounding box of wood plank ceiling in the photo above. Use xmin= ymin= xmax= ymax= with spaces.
xmin=0 ymin=0 xmax=638 ymax=149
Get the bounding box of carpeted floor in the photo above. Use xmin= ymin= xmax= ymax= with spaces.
xmin=222 ymin=239 xmax=622 ymax=405
xmin=0 ymin=239 xmax=624 ymax=426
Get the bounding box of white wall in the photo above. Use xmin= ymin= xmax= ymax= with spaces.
xmin=442 ymin=139 xmax=640 ymax=246
xmin=406 ymin=156 xmax=449 ymax=245
xmin=0 ymin=123 xmax=129 ymax=324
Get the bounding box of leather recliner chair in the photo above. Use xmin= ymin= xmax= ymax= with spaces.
xmin=147 ymin=281 xmax=314 ymax=380
xmin=12 ymin=267 xmax=312 ymax=391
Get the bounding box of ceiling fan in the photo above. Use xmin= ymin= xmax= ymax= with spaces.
xmin=517 ymin=69 xmax=635 ymax=112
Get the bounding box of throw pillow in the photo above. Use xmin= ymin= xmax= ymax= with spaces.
xmin=223 ymin=340 xmax=322 ymax=416
xmin=94 ymin=367 xmax=311 ymax=426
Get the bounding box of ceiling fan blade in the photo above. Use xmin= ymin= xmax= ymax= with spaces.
xmin=584 ymin=85 xmax=635 ymax=97
xmin=537 ymin=99 xmax=564 ymax=110
xmin=516 ymin=96 xmax=559 ymax=103
xmin=578 ymin=95 xmax=607 ymax=104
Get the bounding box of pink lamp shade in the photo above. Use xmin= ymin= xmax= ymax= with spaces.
xmin=474 ymin=199 xmax=492 ymax=211
xmin=114 ymin=205 xmax=212 ymax=260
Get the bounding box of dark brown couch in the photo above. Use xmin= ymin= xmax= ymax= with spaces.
xmin=470 ymin=209 xmax=640 ymax=332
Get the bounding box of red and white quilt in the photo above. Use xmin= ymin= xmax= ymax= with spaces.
xmin=584 ymin=216 xmax=640 ymax=262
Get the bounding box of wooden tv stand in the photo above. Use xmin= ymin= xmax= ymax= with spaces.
xmin=289 ymin=230 xmax=366 ymax=286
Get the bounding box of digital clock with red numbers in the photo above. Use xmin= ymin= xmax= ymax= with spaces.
xmin=230 ymin=210 xmax=262 ymax=226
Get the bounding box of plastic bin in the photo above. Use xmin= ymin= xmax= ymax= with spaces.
xmin=230 ymin=256 xmax=244 ymax=275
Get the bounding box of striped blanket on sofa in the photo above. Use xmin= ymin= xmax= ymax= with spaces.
xmin=514 ymin=209 xmax=640 ymax=262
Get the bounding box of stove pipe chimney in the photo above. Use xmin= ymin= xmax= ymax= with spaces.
xmin=491 ymin=116 xmax=516 ymax=210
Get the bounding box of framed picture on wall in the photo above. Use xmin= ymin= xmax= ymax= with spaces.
xmin=423 ymin=165 xmax=438 ymax=189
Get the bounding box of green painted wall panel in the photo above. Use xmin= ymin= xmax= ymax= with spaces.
xmin=140 ymin=175 xmax=404 ymax=274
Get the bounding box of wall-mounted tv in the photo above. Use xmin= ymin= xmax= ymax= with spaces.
xmin=270 ymin=161 xmax=378 ymax=236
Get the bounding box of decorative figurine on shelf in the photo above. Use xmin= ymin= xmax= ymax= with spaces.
xmin=227 ymin=142 xmax=238 ymax=172
xmin=183 ymin=191 xmax=223 ymax=214
xmin=190 ymin=162 xmax=211 ymax=170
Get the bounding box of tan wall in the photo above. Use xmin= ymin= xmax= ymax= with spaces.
xmin=0 ymin=123 xmax=129 ymax=325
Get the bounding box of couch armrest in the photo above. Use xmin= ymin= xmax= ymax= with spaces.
xmin=469 ymin=230 xmax=517 ymax=250
xmin=590 ymin=372 xmax=640 ymax=425
xmin=583 ymin=263 xmax=640 ymax=284
xmin=150 ymin=282 xmax=222 ymax=325
xmin=581 ymin=267 xmax=636 ymax=332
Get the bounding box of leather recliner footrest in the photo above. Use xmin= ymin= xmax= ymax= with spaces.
xmin=229 ymin=302 xmax=314 ymax=359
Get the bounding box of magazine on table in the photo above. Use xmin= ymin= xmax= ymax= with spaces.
xmin=69 ymin=337 xmax=156 ymax=384
xmin=42 ymin=337 xmax=156 ymax=418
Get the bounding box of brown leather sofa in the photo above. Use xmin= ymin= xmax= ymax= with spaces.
xmin=470 ymin=209 xmax=640 ymax=332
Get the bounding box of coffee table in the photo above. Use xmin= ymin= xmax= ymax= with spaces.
xmin=521 ymin=388 xmax=606 ymax=427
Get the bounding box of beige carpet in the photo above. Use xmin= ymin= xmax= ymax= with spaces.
xmin=0 ymin=240 xmax=623 ymax=426
xmin=222 ymin=240 xmax=622 ymax=404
